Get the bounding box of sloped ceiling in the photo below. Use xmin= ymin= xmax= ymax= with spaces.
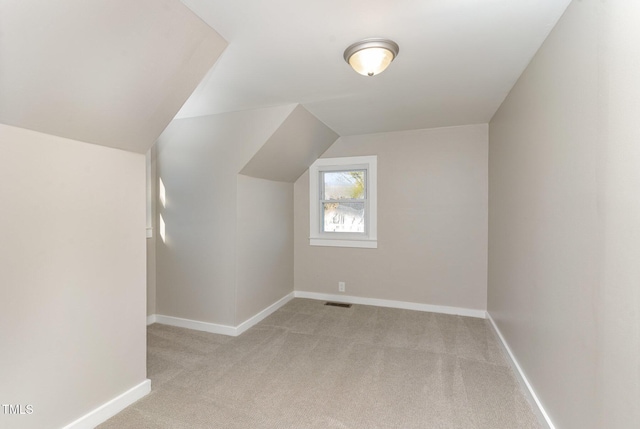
xmin=0 ymin=0 xmax=573 ymax=153
xmin=240 ymin=105 xmax=339 ymax=183
xmin=176 ymin=0 xmax=572 ymax=136
xmin=0 ymin=0 xmax=227 ymax=153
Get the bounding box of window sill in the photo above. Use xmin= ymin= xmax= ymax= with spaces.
xmin=309 ymin=238 xmax=377 ymax=249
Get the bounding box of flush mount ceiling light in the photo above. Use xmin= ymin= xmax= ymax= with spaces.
xmin=343 ymin=38 xmax=399 ymax=77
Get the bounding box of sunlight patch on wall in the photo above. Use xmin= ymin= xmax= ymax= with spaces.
xmin=159 ymin=214 xmax=166 ymax=243
xmin=159 ymin=177 xmax=166 ymax=208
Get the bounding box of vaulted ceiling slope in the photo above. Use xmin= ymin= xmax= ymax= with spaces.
xmin=0 ymin=0 xmax=227 ymax=153
xmin=177 ymin=0 xmax=572 ymax=136
xmin=240 ymin=105 xmax=339 ymax=183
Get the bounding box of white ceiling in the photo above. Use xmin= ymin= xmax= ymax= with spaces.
xmin=177 ymin=0 xmax=572 ymax=136
xmin=0 ymin=0 xmax=572 ymax=152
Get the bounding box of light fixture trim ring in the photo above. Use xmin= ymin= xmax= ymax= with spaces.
xmin=343 ymin=38 xmax=400 ymax=64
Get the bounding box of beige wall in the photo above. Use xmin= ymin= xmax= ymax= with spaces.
xmin=236 ymin=175 xmax=294 ymax=323
xmin=155 ymin=105 xmax=295 ymax=326
xmin=488 ymin=0 xmax=640 ymax=427
xmin=598 ymin=3 xmax=640 ymax=425
xmin=0 ymin=124 xmax=147 ymax=429
xmin=294 ymin=124 xmax=488 ymax=311
xmin=147 ymin=146 xmax=157 ymax=317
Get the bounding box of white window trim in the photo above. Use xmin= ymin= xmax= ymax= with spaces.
xmin=309 ymin=155 xmax=377 ymax=249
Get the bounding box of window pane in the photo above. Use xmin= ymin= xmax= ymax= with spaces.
xmin=323 ymin=170 xmax=365 ymax=200
xmin=323 ymin=202 xmax=365 ymax=233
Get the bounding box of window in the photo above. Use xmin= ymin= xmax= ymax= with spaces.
xmin=309 ymin=156 xmax=377 ymax=248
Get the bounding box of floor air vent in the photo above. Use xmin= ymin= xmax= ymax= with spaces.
xmin=324 ymin=302 xmax=352 ymax=308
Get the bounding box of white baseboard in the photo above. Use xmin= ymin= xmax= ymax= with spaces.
xmin=486 ymin=312 xmax=555 ymax=429
xmin=294 ymin=291 xmax=487 ymax=319
xmin=235 ymin=292 xmax=295 ymax=335
xmin=149 ymin=291 xmax=484 ymax=338
xmin=149 ymin=292 xmax=295 ymax=337
xmin=62 ymin=379 xmax=151 ymax=429
xmin=153 ymin=314 xmax=237 ymax=336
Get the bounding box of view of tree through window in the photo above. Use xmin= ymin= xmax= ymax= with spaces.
xmin=321 ymin=170 xmax=366 ymax=233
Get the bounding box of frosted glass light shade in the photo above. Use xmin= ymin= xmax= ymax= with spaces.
xmin=344 ymin=39 xmax=399 ymax=76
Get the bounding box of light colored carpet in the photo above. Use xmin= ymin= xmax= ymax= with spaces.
xmin=99 ymin=299 xmax=542 ymax=429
